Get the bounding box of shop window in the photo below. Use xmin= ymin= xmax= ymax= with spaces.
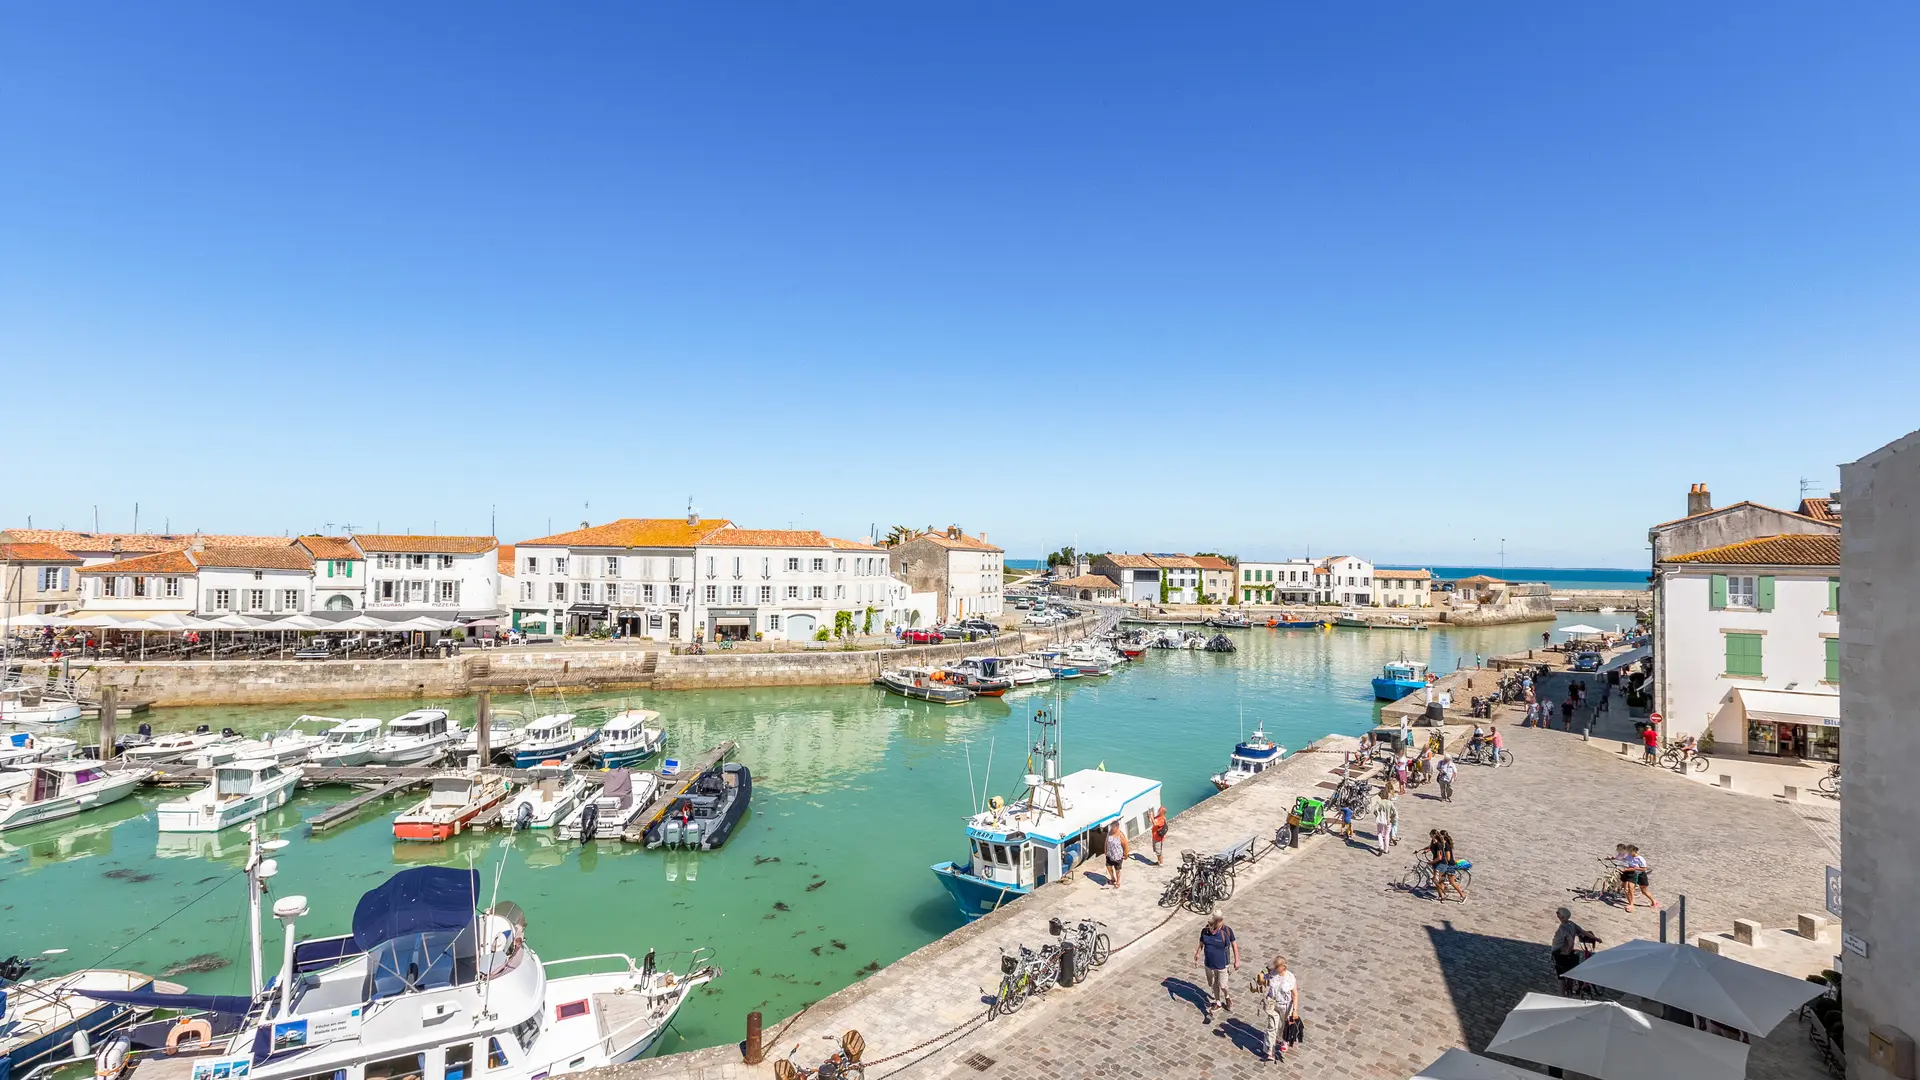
xmin=1809 ymin=725 xmax=1840 ymax=762
xmin=1745 ymin=720 xmax=1778 ymax=756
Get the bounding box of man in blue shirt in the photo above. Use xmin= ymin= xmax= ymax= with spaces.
xmin=1192 ymin=914 xmax=1240 ymax=1022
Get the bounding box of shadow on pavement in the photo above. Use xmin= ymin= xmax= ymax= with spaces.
xmin=1161 ymin=976 xmax=1211 ymax=1018
xmin=1425 ymin=919 xmax=1557 ymax=1052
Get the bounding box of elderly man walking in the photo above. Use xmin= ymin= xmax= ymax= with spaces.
xmin=1193 ymin=914 xmax=1240 ymax=1023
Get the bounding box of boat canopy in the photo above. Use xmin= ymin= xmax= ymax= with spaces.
xmin=351 ymin=867 xmax=480 ymax=950
xmin=603 ymin=769 xmax=634 ymax=808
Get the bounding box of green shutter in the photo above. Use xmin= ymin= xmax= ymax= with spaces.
xmin=1709 ymin=574 xmax=1727 ymax=610
xmin=1723 ymin=633 xmax=1763 ymax=677
xmin=346 ymin=561 xmax=353 ymax=578
xmin=1828 ymin=577 xmax=1839 ymax=612
xmin=1756 ymin=575 xmax=1775 ymax=612
xmin=326 ymin=561 xmax=334 ymax=578
xmin=1825 ymin=638 xmax=1840 ymax=683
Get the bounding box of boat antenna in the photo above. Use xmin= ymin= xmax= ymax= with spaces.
xmin=981 ymin=736 xmax=995 ymax=808
xmin=964 ymin=743 xmax=977 ymax=814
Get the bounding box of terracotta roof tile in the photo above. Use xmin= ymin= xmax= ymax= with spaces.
xmin=517 ymin=518 xmax=733 ymax=549
xmin=498 ymin=545 xmax=516 ymax=575
xmin=1 ymin=529 xmax=290 ymax=553
xmin=911 ymin=531 xmax=1003 ymax=553
xmin=352 ymin=534 xmax=498 ymax=555
xmin=1051 ymin=574 xmax=1120 ymax=590
xmin=1377 ymin=568 xmax=1433 ymax=580
xmin=77 ymin=550 xmax=197 ymax=575
xmin=193 ymin=545 xmax=316 ymax=571
xmin=702 ymin=529 xmax=832 ymax=549
xmin=1188 ymin=556 xmax=1235 ymax=571
xmin=1149 ymin=555 xmax=1202 ymax=569
xmin=297 ymin=536 xmax=359 ymax=561
xmin=1454 ymin=574 xmax=1506 ymax=586
xmin=1797 ymin=497 xmax=1842 ymax=522
xmin=0 ymin=543 xmax=81 ymax=564
xmin=1663 ymin=534 xmax=1841 ymax=567
xmin=1097 ymin=553 xmax=1159 ymax=569
xmin=827 ymin=537 xmax=887 ymax=552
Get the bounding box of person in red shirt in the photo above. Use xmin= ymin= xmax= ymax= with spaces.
xmin=1641 ymin=725 xmax=1660 ymax=765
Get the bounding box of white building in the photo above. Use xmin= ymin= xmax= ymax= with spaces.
xmin=1373 ymin=568 xmax=1433 ymax=608
xmin=75 ymin=543 xmax=317 ymax=616
xmin=1149 ymin=555 xmax=1203 ymax=604
xmin=298 ymin=536 xmax=365 ymax=612
xmin=1652 ymin=534 xmax=1840 ymax=758
xmin=354 ymin=535 xmax=500 ymax=619
xmin=496 ymin=545 xmax=517 ymax=616
xmin=694 ymin=529 xmax=908 ymax=641
xmin=513 ymin=516 xmax=734 ymax=641
xmin=1320 ymin=556 xmax=1373 ymax=607
xmin=893 ymin=528 xmax=1005 ymax=621
xmin=1233 ymin=560 xmax=1319 ymax=605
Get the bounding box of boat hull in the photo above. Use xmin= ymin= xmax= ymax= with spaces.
xmin=513 ymin=732 xmax=600 ymax=769
xmin=394 ymin=797 xmax=506 ymax=841
xmin=369 ymin=739 xmax=451 ymax=766
xmin=309 ymin=746 xmax=375 ymax=768
xmin=0 ymin=773 xmax=144 ymax=832
xmin=930 ymin=861 xmax=1028 ymax=921
xmin=156 ymin=770 xmax=301 ymax=833
xmin=594 ymin=744 xmax=659 ymax=769
xmin=1372 ymin=677 xmax=1425 ymax=701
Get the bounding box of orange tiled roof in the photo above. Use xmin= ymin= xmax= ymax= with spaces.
xmin=1312 ymin=567 xmax=1330 ymax=575
xmin=193 ymin=545 xmax=316 ymax=571
xmin=702 ymin=528 xmax=832 ymax=549
xmin=1 ymin=529 xmax=290 ymax=553
xmin=77 ymin=550 xmax=197 ymax=575
xmin=1797 ymin=497 xmax=1842 ymax=523
xmin=498 ymin=545 xmax=516 ymax=575
xmin=913 ymin=532 xmax=1002 ymax=553
xmin=1664 ymin=534 xmax=1841 ymax=567
xmin=1377 ymin=568 xmax=1433 ymax=580
xmin=1098 ymin=553 xmax=1159 ymax=569
xmin=1189 ymin=556 xmax=1235 ymax=571
xmin=0 ymin=542 xmax=81 ymax=564
xmin=828 ymin=537 xmax=887 ymax=552
xmin=1052 ymin=574 xmax=1120 ymax=590
xmin=1454 ymin=574 xmax=1506 ymax=586
xmin=518 ymin=518 xmax=733 ymax=549
xmin=1150 ymin=555 xmax=1202 ymax=569
xmin=352 ymin=534 xmax=497 ymax=555
xmin=297 ymin=535 xmax=359 ymax=561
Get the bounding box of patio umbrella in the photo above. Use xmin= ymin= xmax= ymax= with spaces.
xmin=1567 ymin=940 xmax=1825 ymax=1036
xmin=393 ymin=616 xmax=456 ymax=631
xmin=63 ymin=613 xmax=127 ymax=628
xmin=330 ymin=615 xmax=391 ymax=631
xmin=275 ymin=615 xmax=331 ymax=631
xmin=1557 ymin=624 xmax=1606 ymax=636
xmin=1413 ymin=1049 xmax=1546 ymax=1080
xmin=142 ymin=613 xmax=194 ymax=631
xmin=1488 ymin=993 xmax=1748 ymax=1080
xmin=3 ymin=612 xmax=59 ymax=629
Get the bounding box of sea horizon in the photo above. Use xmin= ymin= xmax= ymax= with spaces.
xmin=1007 ymin=559 xmax=1647 ymax=592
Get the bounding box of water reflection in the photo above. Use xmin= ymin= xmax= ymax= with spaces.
xmin=1 ymin=796 xmax=148 ymax=864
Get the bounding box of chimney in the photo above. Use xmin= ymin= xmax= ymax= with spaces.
xmin=947 ymin=525 xmax=961 ymax=539
xmin=1687 ymin=483 xmax=1712 ymax=517
xmin=979 ymin=532 xmax=988 ymax=543
xmin=687 ymin=509 xmax=699 ymax=527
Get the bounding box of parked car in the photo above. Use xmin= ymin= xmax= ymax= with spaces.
xmin=901 ymin=627 xmax=944 ymax=644
xmin=1571 ymin=651 xmax=1603 ymax=672
xmin=958 ymin=618 xmax=997 ymax=633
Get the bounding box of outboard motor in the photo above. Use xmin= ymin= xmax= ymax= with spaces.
xmin=222 ymin=727 xmax=241 ymax=738
xmin=578 ymin=802 xmax=598 ymax=844
xmin=138 ymin=722 xmax=152 ymax=738
xmin=94 ymin=1030 xmax=132 ymax=1080
xmin=195 ymin=724 xmax=210 ymax=734
xmin=514 ymin=802 xmax=534 ymax=832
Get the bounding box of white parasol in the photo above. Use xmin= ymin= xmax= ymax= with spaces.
xmin=1488 ymin=993 xmax=1748 ymax=1080
xmin=1567 ymin=939 xmax=1826 ymax=1035
xmin=1413 ymin=1048 xmax=1547 ymax=1080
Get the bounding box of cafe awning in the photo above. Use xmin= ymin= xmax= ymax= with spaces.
xmin=1735 ymin=688 xmax=1840 ymax=728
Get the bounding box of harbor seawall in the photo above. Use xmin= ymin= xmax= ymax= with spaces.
xmin=19 ymin=616 xmax=1102 ymax=708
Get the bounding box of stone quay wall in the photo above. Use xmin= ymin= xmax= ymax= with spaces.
xmin=22 ymin=615 xmax=1103 ymax=708
xmin=1552 ymin=589 xmax=1651 ymax=612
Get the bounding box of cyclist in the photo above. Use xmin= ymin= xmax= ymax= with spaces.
xmin=1433 ymin=830 xmax=1467 ymax=902
xmin=1468 ymin=724 xmax=1486 ymax=758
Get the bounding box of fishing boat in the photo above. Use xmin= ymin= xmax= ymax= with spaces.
xmin=1209 ymin=727 xmax=1285 ymax=790
xmin=559 ymin=770 xmax=661 ymax=842
xmin=644 ymin=763 xmax=751 ymax=850
xmin=1371 ymin=659 xmax=1431 ymax=701
xmin=951 ymin=656 xmax=1043 ymax=692
xmin=931 ymin=705 xmax=1161 ymax=921
xmin=82 ymin=861 xmax=718 ymax=1080
xmin=0 ymin=731 xmax=76 ymax=770
xmin=366 ymin=708 xmax=460 ymax=766
xmin=392 ymin=772 xmax=513 ymax=841
xmin=939 ymin=661 xmax=1012 ymax=697
xmin=874 ymin=667 xmax=975 ymax=704
xmin=0 ymin=683 xmax=84 ymax=728
xmin=1334 ymin=610 xmax=1371 ymax=629
xmin=302 ymin=716 xmax=384 ymax=767
xmin=1269 ymin=615 xmax=1325 ymax=629
xmin=593 ymin=710 xmax=665 ymax=768
xmin=0 ymin=761 xmax=150 ymax=832
xmin=0 ymin=957 xmax=182 ymax=1080
xmin=501 ymin=764 xmax=591 ymax=830
xmin=155 ymin=761 xmax=302 ymax=833
xmin=1205 ymin=611 xmax=1251 ymax=629
xmin=511 ymin=712 xmax=600 ymax=769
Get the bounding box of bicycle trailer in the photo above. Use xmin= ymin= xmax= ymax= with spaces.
xmin=1290 ymin=796 xmax=1326 ymax=831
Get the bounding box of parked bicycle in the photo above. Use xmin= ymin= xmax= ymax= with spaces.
xmin=1051 ymin=916 xmax=1112 ymax=982
xmin=1459 ymin=743 xmax=1514 ymax=768
xmin=774 ymin=1031 xmax=866 ymax=1080
xmin=992 ymin=943 xmax=1061 ymax=1016
xmin=1817 ymin=763 xmax=1840 ymax=795
xmin=1659 ymin=741 xmax=1710 ymax=773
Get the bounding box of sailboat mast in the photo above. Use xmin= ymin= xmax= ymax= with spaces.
xmin=245 ymin=822 xmax=264 ymax=996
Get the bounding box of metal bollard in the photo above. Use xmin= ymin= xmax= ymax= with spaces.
xmin=744 ymin=1012 xmax=763 ymax=1065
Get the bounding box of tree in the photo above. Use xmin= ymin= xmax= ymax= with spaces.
xmin=862 ymin=605 xmax=877 ymax=635
xmin=885 ymin=525 xmax=917 ymax=546
xmin=834 ymin=610 xmax=857 ymax=642
xmin=1046 ymin=546 xmax=1077 ymax=568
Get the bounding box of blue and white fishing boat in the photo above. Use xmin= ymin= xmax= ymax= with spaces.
xmin=931 ymin=704 xmax=1161 ymax=921
xmin=512 ymin=712 xmax=600 ymax=768
xmin=0 ymin=955 xmax=175 ymax=1080
xmin=593 ymin=710 xmax=664 ymax=768
xmin=1209 ymin=727 xmax=1284 ymax=790
xmin=1371 ymin=659 xmax=1430 ymax=701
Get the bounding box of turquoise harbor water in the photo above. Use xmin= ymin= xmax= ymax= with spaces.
xmin=0 ymin=614 xmax=1619 ymax=1054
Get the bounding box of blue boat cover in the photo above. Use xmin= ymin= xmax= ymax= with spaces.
xmin=351 ymin=867 xmax=479 ymax=951
xmin=80 ymin=988 xmax=253 ymax=1016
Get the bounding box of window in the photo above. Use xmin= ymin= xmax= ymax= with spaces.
xmin=407 ymin=581 xmax=426 ymax=603
xmin=1828 ymin=577 xmax=1840 ymax=613
xmin=551 ymin=582 xmax=567 ymax=602
xmin=378 ymin=553 xmax=397 ymax=569
xmin=1825 ymin=638 xmax=1840 ymax=683
xmin=520 ymin=582 xmax=535 ymax=601
xmin=1724 ymin=632 xmax=1763 ymax=677
xmin=100 ymin=576 xmax=117 ymax=598
xmin=706 ymin=557 xmax=715 ymax=577
xmin=365 ymin=1052 xmax=426 ymax=1080
xmin=445 ymin=1043 xmax=474 ymax=1080
xmin=786 ymin=557 xmax=800 ymax=572
xmin=786 ymin=585 xmax=800 ymax=600
xmin=605 ymin=557 xmax=619 ymax=577
xmin=704 ymin=585 xmax=717 ymax=603
xmin=164 ymin=576 xmax=181 ymax=598
xmin=379 ymin=580 xmax=397 ymax=602
xmin=439 ymin=555 xmax=455 ymax=570
xmin=767 ymin=614 xmax=780 ymax=630
xmin=554 ymin=556 xmax=568 ymax=575
xmin=642 ymin=584 xmax=655 ymax=604
xmin=132 ymin=576 xmax=147 ymax=597
xmin=732 ymin=557 xmax=742 ymax=578
xmin=811 ymin=558 xmax=825 ymax=572
xmin=669 ymin=584 xmax=682 ymax=603
xmin=211 ymin=588 xmax=232 ymax=610
xmin=759 ymin=585 xmax=772 ymax=603
xmin=555 ymin=999 xmax=590 ymax=1021
xmin=526 ymin=556 xmax=539 ymax=575
xmin=730 ymin=585 xmax=744 ymax=603
xmin=39 ymin=568 xmax=59 ymax=590
xmin=834 ymin=585 xmax=845 ymax=600
xmin=282 ymin=590 xmax=302 ymax=611
xmin=246 ymin=589 xmax=267 ymax=612
xmin=439 ymin=581 xmax=459 ymax=603
xmin=488 ymin=1038 xmax=510 ymax=1070
xmin=409 ymin=554 xmax=427 ymax=570
xmin=1726 ymin=575 xmax=1757 ymax=609
xmin=811 ymin=585 xmax=824 ymax=600
xmin=835 ymin=558 xmax=844 ymax=572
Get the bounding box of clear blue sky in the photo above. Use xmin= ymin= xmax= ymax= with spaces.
xmin=5 ymin=4 xmax=1916 ymax=566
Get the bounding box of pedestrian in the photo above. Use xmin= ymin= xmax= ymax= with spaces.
xmin=1641 ymin=724 xmax=1659 ymax=765
xmin=1394 ymin=753 xmax=1411 ymax=794
xmin=1193 ymin=914 xmax=1240 ymax=1022
xmin=1104 ymin=820 xmax=1130 ymax=888
xmin=1488 ymin=724 xmax=1504 ymax=759
xmin=1151 ymin=806 xmax=1168 ymax=866
xmin=1597 ymin=688 xmax=1611 ymax=715
xmin=1621 ymin=844 xmax=1659 ymax=911
xmin=1475 ymin=653 xmax=1483 ymax=669
xmin=1551 ymin=907 xmax=1588 ymax=989
xmin=1437 ymin=754 xmax=1456 ymax=802
xmin=1372 ymin=786 xmax=1397 ymax=857
xmin=1542 ymin=631 xmax=1551 ymax=648
xmin=1255 ymin=955 xmax=1300 ymax=1062
xmin=1560 ymin=695 xmax=1575 ymax=730
xmin=1338 ymin=798 xmax=1355 ymax=840
xmin=1434 ymin=830 xmax=1468 ymax=901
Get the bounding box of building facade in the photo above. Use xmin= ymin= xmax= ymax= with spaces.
xmin=1837 ymin=430 xmax=1919 ymax=1080
xmin=1049 ymin=574 xmax=1120 ymax=603
xmin=1234 ymin=560 xmax=1319 ymax=604
xmin=1090 ymin=554 xmax=1160 ymax=605
xmin=1191 ymin=556 xmax=1236 ymax=605
xmin=75 ymin=544 xmax=317 ymax=616
xmin=1149 ymin=555 xmax=1202 ymax=604
xmin=1373 ymin=568 xmax=1433 ymax=607
xmin=891 ymin=528 xmax=1005 ymax=621
xmin=513 ymin=517 xmax=733 ymax=640
xmin=1653 ymin=535 xmax=1840 ymax=756
xmin=353 ymin=535 xmax=500 ymax=619
xmin=693 ymin=530 xmax=904 ymax=642
xmin=298 ymin=536 xmax=364 ymax=612
xmin=1320 ymin=556 xmax=1373 ymax=607
xmin=1 ymin=542 xmax=83 ymax=619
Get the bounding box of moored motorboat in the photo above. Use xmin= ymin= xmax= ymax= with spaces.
xmin=594 ymin=710 xmax=665 ymax=768
xmin=875 ymin=667 xmax=975 ymax=704
xmin=452 ymin=709 xmax=529 ymax=764
xmin=511 ymin=712 xmax=600 ymax=769
xmin=0 ymin=761 xmax=150 ymax=832
xmin=0 ymin=684 xmax=84 ymax=728
xmin=0 ymin=958 xmax=180 ymax=1080
xmin=1203 ymin=633 xmax=1236 ymax=653
xmin=0 ymin=731 xmax=77 ymax=770
xmin=156 ymin=760 xmax=302 ymax=833
xmin=501 ymin=764 xmax=591 ymax=830
xmin=119 ymin=727 xmax=235 ymax=766
xmin=939 ymin=660 xmax=1012 ymax=697
xmin=367 ymin=708 xmax=459 ymax=766
xmin=1210 ymin=727 xmax=1285 ymax=790
xmin=1371 ymin=659 xmax=1431 ymax=701
xmin=303 ymin=716 xmax=383 ymax=767
xmin=559 ymin=769 xmax=661 ymax=842
xmin=644 ymin=763 xmax=751 ymax=849
xmin=392 ymin=772 xmax=514 ymax=841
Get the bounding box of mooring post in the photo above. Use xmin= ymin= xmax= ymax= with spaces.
xmin=475 ymin=690 xmax=491 ymax=766
xmin=98 ymin=685 xmax=119 ymax=761
xmin=743 ymin=1011 xmax=763 ymax=1065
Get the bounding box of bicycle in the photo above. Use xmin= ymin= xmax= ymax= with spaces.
xmin=774 ymin=1031 xmax=866 ymax=1080
xmin=1186 ymin=855 xmax=1237 ymax=913
xmin=1659 ymin=743 xmax=1710 ymax=773
xmin=1570 ymin=857 xmax=1627 ymax=906
xmin=1817 ymin=764 xmax=1840 ymax=795
xmin=1159 ymin=851 xmax=1200 ymax=910
xmin=1401 ymin=859 xmax=1472 ymax=899
xmin=992 ymin=943 xmax=1061 ymax=1016
xmin=1461 ymin=743 xmax=1514 ymax=768
xmin=1052 ymin=917 xmax=1112 ymax=980
xmin=1556 ymin=933 xmax=1608 ymax=1000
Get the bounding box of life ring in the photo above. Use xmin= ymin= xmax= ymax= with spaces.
xmin=164 ymin=1018 xmax=213 ymax=1055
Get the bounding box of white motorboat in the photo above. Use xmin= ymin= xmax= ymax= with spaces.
xmin=393 ymin=772 xmax=514 ymax=841
xmin=120 ymin=727 xmax=238 ymax=766
xmin=558 ymin=769 xmax=661 ymax=841
xmin=367 ymin=708 xmax=460 ymax=766
xmin=1062 ymin=642 xmax=1117 ymax=676
xmin=593 ymin=709 xmax=664 ymax=768
xmin=0 ymin=730 xmax=77 ymax=769
xmin=156 ymin=760 xmax=303 ymax=833
xmin=502 ymin=764 xmax=591 ymax=830
xmin=0 ymin=684 xmax=84 ymax=727
xmin=304 ymin=716 xmax=384 ymax=767
xmin=0 ymin=761 xmax=150 ymax=832
xmin=452 ymin=709 xmax=529 ymax=764
xmin=188 ymin=727 xmax=325 ymax=770
xmin=511 ymin=712 xmax=600 ymax=769
xmin=1210 ymin=727 xmax=1285 ymax=790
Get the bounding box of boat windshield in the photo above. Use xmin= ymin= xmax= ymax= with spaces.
xmin=363 ymin=926 xmax=479 ymax=1001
